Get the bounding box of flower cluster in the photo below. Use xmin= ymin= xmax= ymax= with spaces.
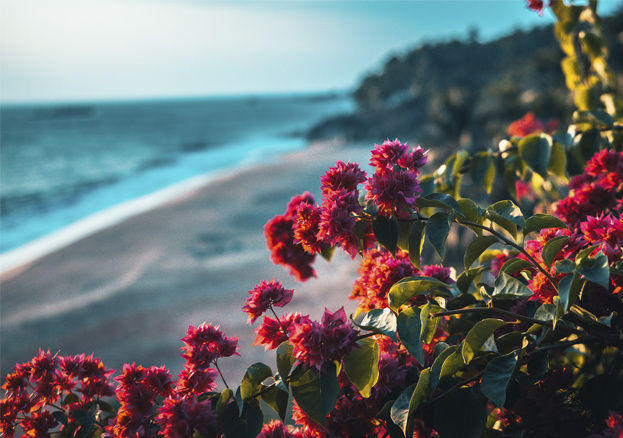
xmin=243 ymin=279 xmax=294 ymax=324
xmin=265 ymin=140 xmax=427 ymax=280
xmin=265 ymin=192 xmax=318 ymax=281
xmin=507 ymin=111 xmax=558 ymax=137
xmin=555 ymin=149 xmax=623 ymax=227
xmin=1 ymin=350 xmax=115 ymax=438
xmin=365 ymin=139 xmax=427 ymax=217
xmin=289 ymin=307 xmax=359 ymax=373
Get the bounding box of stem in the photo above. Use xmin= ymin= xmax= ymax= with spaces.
xmin=431 ymin=307 xmax=585 ymax=336
xmin=430 ymin=371 xmax=484 ymax=405
xmin=243 ymin=380 xmax=278 ymax=402
xmin=269 ymin=306 xmax=290 ymax=339
xmin=357 ymin=332 xmax=378 ymax=340
xmin=214 ymin=361 xmax=230 ymax=390
xmin=458 ymin=219 xmax=559 ymax=290
xmin=525 ymin=336 xmax=604 ymax=357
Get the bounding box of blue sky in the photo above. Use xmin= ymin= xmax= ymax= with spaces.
xmin=1 ymin=0 xmax=621 ymax=103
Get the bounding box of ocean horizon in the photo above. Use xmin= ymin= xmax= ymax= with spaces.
xmin=0 ymin=92 xmax=355 ymax=273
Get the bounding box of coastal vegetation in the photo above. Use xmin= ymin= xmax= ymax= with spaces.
xmin=2 ymin=1 xmax=623 ymax=437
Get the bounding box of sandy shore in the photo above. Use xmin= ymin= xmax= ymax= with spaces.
xmin=0 ymin=141 xmax=373 ymax=386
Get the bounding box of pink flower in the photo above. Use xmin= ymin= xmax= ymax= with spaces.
xmin=526 ymin=0 xmax=545 ymax=15
xmin=351 ymin=248 xmax=419 ymax=311
xmin=180 ymin=323 xmax=239 ymax=370
xmin=156 ymin=395 xmax=214 ymax=438
xmin=253 ymin=313 xmax=310 ymax=351
xmin=284 ymin=192 xmax=315 ymax=221
xmin=265 ymin=213 xmax=317 ymax=282
xmin=290 ymin=307 xmax=359 ymax=372
xmin=321 ymin=161 xmax=367 ymax=196
xmin=175 ymin=367 xmax=218 ymax=396
xmin=397 ymin=145 xmax=428 ymax=173
xmin=318 ymin=190 xmax=365 ymax=258
xmin=243 ymin=279 xmax=294 ymax=324
xmin=292 ymin=203 xmax=325 ymax=254
xmin=370 ymin=139 xmax=409 ymax=174
xmin=422 ymin=264 xmax=456 ymax=285
xmin=365 ymin=171 xmax=421 ymax=216
xmin=257 ymin=419 xmax=305 ymax=438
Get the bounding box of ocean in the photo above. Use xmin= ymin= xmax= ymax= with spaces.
xmin=0 ymin=93 xmax=354 ymax=271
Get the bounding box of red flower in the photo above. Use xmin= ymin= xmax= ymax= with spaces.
xmin=253 ymin=313 xmax=310 ymax=351
xmin=290 ymin=307 xmax=359 ymax=372
xmin=257 ymin=419 xmax=305 ymax=438
xmin=370 ymin=139 xmax=409 ymax=174
xmin=20 ymin=411 xmax=58 ymax=438
xmin=318 ymin=190 xmax=365 ymax=258
xmin=156 ymin=395 xmax=214 ymax=438
xmin=180 ymin=323 xmax=239 ymax=369
xmin=365 ymin=171 xmax=421 ymax=216
xmin=321 ymin=161 xmax=367 ymax=196
xmin=243 ymin=279 xmax=294 ymax=324
xmin=526 ymin=0 xmax=545 ymax=15
xmin=292 ymin=203 xmax=325 ymax=254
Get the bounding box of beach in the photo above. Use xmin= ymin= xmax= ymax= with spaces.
xmin=0 ymin=141 xmax=373 ymax=385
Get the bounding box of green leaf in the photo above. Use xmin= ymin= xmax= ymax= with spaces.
xmin=397 ymin=220 xmax=412 ymax=252
xmin=469 ymin=151 xmax=493 ymax=189
xmin=221 ymin=398 xmax=264 ymax=438
xmin=409 ymin=368 xmax=432 ymax=415
xmin=481 ymin=351 xmax=520 ymax=408
xmin=462 ymin=318 xmax=510 ymax=364
xmin=464 ymin=235 xmax=499 ymax=271
xmin=430 ymin=345 xmax=458 ymax=390
xmin=319 ymin=245 xmax=335 ymax=262
xmin=500 ymin=258 xmax=532 ymax=275
xmin=390 ymin=384 xmax=416 ymax=435
xmin=415 ymin=192 xmax=462 ymax=215
xmin=388 ymin=276 xmax=452 ymax=312
xmin=524 ymin=213 xmax=568 ymax=236
xmin=548 ymin=141 xmax=568 ymax=178
xmin=518 ymin=134 xmax=552 ymax=178
xmin=434 ymin=387 xmax=487 ymax=438
xmin=408 ymin=220 xmax=427 ymax=268
xmin=217 ymin=388 xmax=234 ymax=416
xmin=576 ymin=251 xmax=610 ymax=288
xmin=290 ymin=363 xmax=339 ymax=428
xmin=358 ymin=308 xmax=398 ymax=342
xmin=425 ymin=212 xmax=452 ymax=260
xmin=542 ymin=236 xmax=569 ymax=267
xmin=457 ymin=198 xmax=484 ymax=236
xmin=439 ymin=347 xmax=466 ymax=381
xmin=343 ymin=338 xmax=380 ymax=398
xmin=240 ymin=363 xmax=273 ymax=400
xmin=557 ymin=273 xmax=585 ymax=316
xmin=493 ymin=273 xmax=533 ymax=299
xmin=420 ymin=302 xmax=442 ymax=344
xmin=397 ymin=307 xmax=425 ymax=364
xmin=70 ymin=406 xmax=98 ymax=438
xmin=276 ymin=342 xmax=295 ymax=389
xmin=373 ymin=214 xmax=399 ymax=257
xmin=419 ymin=174 xmax=435 ymax=196
xmin=578 ymin=375 xmax=623 ymax=419
xmin=533 ymin=303 xmax=557 ymax=322
xmin=485 ymin=201 xmax=524 ymax=240
xmin=555 ymin=259 xmax=576 ymax=274
xmin=53 ymin=411 xmax=69 ymax=426
xmin=261 ymin=385 xmax=289 ymax=422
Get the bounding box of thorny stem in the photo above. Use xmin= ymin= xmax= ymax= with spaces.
xmin=214 ymin=361 xmax=230 ymax=390
xmin=431 ymin=307 xmax=585 ymax=336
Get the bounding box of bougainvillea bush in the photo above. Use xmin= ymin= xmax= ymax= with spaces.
xmin=3 ymin=1 xmax=623 ymax=437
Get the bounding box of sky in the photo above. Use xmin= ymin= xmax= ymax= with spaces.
xmin=1 ymin=0 xmax=621 ymax=104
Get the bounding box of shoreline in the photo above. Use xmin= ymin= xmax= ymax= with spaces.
xmin=0 ymin=139 xmax=372 ymax=383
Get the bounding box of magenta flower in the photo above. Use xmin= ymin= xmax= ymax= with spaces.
xmin=243 ymin=279 xmax=294 ymax=324
xmin=156 ymin=395 xmax=214 ymax=438
xmin=292 ymin=203 xmax=324 ymax=254
xmin=253 ymin=313 xmax=310 ymax=351
xmin=290 ymin=307 xmax=359 ymax=372
xmin=257 ymin=419 xmax=305 ymax=437
xmin=321 ymin=161 xmax=367 ymax=196
xmin=397 ymin=145 xmax=428 ymax=173
xmin=369 ymin=139 xmax=409 ymax=174
xmin=365 ymin=171 xmax=421 ymax=216
xmin=318 ymin=190 xmax=364 ymax=258
xmin=180 ymin=323 xmax=239 ymax=370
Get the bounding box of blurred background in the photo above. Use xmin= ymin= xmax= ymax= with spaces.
xmin=1 ymin=0 xmax=622 ymax=380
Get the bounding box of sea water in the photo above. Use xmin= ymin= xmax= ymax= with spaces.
xmin=0 ymin=93 xmax=354 ymax=270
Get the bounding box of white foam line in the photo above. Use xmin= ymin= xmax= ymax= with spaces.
xmin=0 ymin=168 xmax=244 ymax=276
